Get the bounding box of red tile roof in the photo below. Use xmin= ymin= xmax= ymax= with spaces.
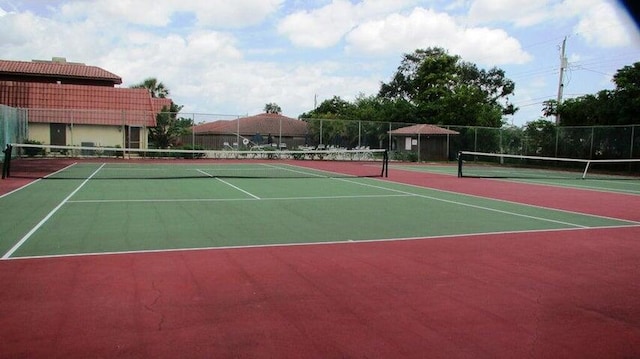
xmin=0 ymin=81 xmax=171 ymax=126
xmin=193 ymin=113 xmax=308 ymax=136
xmin=389 ymin=124 xmax=459 ymax=135
xmin=0 ymin=59 xmax=122 ymax=84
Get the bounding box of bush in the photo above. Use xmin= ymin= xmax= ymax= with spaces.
xmin=23 ymin=140 xmax=45 ymax=157
xmin=390 ymin=150 xmax=418 ymax=162
xmin=177 ymin=145 xmax=205 ymax=159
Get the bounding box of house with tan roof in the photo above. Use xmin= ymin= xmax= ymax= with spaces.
xmin=190 ymin=112 xmax=309 ymax=150
xmin=0 ymin=57 xmax=171 ymax=149
xmin=389 ymin=123 xmax=459 ymax=161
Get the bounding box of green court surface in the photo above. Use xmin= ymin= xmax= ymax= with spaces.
xmin=1 ymin=162 xmax=637 ymax=259
xmin=392 ymin=164 xmax=640 ymax=195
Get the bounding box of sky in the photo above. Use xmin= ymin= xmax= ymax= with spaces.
xmin=1 ymin=0 xmax=639 ymax=126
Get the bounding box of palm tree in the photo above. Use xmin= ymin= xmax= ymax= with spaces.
xmin=131 ymin=77 xmax=169 ymax=98
xmin=264 ymin=103 xmax=282 ymax=114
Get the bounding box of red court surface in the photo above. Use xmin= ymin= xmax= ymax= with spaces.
xmin=1 ymin=164 xmax=639 ymax=358
xmin=1 ymin=227 xmax=639 ymax=358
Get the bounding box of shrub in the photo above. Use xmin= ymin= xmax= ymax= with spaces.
xmin=177 ymin=144 xmax=205 ymax=159
xmin=23 ymin=140 xmax=45 ymax=157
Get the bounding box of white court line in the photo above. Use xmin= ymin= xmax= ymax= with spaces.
xmin=66 ymin=193 xmax=412 ymax=203
xmin=196 ymin=169 xmax=260 ymax=199
xmin=0 ymin=162 xmax=78 ymax=199
xmin=5 ymin=224 xmax=640 ymax=261
xmin=215 ymin=178 xmax=261 ymax=199
xmin=0 ymin=178 xmax=42 ymax=199
xmin=260 ymin=163 xmax=326 ymax=177
xmin=509 ymin=178 xmax=640 ymax=195
xmin=1 ymin=163 xmax=105 ymax=259
xmin=374 ymin=175 xmax=640 ymax=225
xmin=336 ymin=177 xmax=593 ymax=228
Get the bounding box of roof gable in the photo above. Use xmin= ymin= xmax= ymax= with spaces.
xmin=0 ymin=59 xmax=122 ymax=85
xmin=193 ymin=113 xmax=308 ymax=136
xmin=389 ymin=124 xmax=459 ymax=136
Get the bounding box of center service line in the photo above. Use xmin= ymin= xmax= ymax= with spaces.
xmin=197 ymin=169 xmax=260 ymax=199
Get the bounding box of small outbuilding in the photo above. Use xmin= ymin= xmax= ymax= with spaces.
xmin=389 ymin=124 xmax=459 ymax=161
xmin=189 ymin=113 xmax=309 ymax=150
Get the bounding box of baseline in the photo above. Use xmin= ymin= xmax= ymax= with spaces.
xmin=5 ymin=224 xmax=639 ymax=261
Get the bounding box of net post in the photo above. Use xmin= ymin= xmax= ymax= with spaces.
xmin=2 ymin=144 xmax=12 ymax=179
xmin=457 ymin=151 xmax=463 ymax=177
xmin=382 ymin=149 xmax=389 ymax=177
xmin=582 ymin=160 xmax=591 ymax=179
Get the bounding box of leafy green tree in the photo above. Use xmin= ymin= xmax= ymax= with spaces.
xmin=501 ymin=125 xmax=525 ymax=154
xmin=550 ymin=62 xmax=640 ymax=126
xmin=149 ymin=102 xmax=192 ymax=149
xmin=523 ymin=119 xmax=556 ymax=156
xmin=553 ymin=91 xmax=617 ymax=126
xmin=131 ymin=77 xmax=169 ymax=98
xmin=379 ymin=48 xmax=516 ymax=127
xmin=264 ymin=103 xmax=282 ymax=114
xmin=612 ymin=62 xmax=640 ymax=124
xmin=129 ymin=78 xmax=190 ymax=148
xmin=300 ymin=96 xmax=355 ymax=119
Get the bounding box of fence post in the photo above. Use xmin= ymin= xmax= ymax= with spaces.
xmin=590 ymin=127 xmax=594 ymax=159
xmin=631 ymin=125 xmax=636 ymax=158
xmin=192 ymin=113 xmax=196 ymax=149
xmin=474 ymin=127 xmax=478 ymax=152
xmin=555 ymin=126 xmax=559 ymax=157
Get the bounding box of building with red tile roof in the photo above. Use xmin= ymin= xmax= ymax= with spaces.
xmin=389 ymin=123 xmax=459 ymax=161
xmin=191 ymin=112 xmax=309 ymax=149
xmin=0 ymin=58 xmax=172 ymax=148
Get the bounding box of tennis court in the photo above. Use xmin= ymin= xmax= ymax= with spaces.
xmin=1 ymin=152 xmax=640 ymax=358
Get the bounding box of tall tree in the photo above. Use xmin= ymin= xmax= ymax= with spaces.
xmin=131 ymin=77 xmax=169 ymax=98
xmin=550 ymin=62 xmax=640 ymax=126
xmin=379 ymin=48 xmax=516 ymax=127
xmin=612 ymin=62 xmax=640 ymax=124
xmin=300 ymin=96 xmax=354 ymax=119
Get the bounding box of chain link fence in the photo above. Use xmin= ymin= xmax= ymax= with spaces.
xmin=1 ymin=105 xmax=28 ymax=151
xmin=3 ymin=105 xmax=639 ymax=161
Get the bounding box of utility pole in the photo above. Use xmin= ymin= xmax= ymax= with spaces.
xmin=556 ymin=36 xmax=567 ymax=125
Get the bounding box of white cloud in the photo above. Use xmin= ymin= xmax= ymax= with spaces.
xmin=277 ymin=0 xmax=356 ymax=48
xmin=467 ymin=0 xmax=636 ymax=48
xmin=58 ymin=0 xmax=283 ymax=28
xmin=572 ymin=1 xmax=635 ymax=47
xmin=167 ymin=60 xmax=381 ymax=118
xmin=346 ymin=7 xmax=532 ymax=65
xmin=59 ymin=0 xmax=174 ymax=27
xmin=0 ymin=10 xmax=42 ymax=46
xmin=181 ymin=0 xmax=284 ymax=28
xmin=467 ymin=0 xmax=551 ymax=27
xmin=277 ymin=0 xmax=419 ymax=48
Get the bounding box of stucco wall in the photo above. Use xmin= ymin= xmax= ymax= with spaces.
xmin=26 ymin=123 xmax=147 ymax=148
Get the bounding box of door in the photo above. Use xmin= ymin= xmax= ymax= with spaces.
xmin=50 ymin=123 xmax=66 ymax=145
xmin=125 ymin=126 xmax=141 ymax=149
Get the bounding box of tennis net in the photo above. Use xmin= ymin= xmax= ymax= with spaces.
xmin=457 ymin=151 xmax=640 ymax=180
xmin=2 ymin=143 xmax=388 ymax=179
